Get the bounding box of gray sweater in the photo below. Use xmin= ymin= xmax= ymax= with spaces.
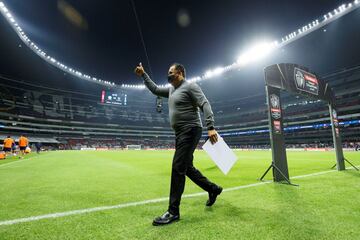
xmin=142 ymin=73 xmax=215 ymax=131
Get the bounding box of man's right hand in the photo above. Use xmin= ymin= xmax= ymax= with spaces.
xmin=134 ymin=62 xmax=145 ymax=77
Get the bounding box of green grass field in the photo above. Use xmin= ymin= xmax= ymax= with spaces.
xmin=0 ymin=150 xmax=359 ymax=240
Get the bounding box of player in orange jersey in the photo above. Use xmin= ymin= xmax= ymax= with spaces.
xmin=3 ymin=136 xmax=15 ymax=157
xmin=18 ymin=134 xmax=29 ymax=159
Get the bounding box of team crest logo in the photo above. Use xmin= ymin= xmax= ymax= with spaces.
xmin=332 ymin=109 xmax=339 ymax=127
xmin=332 ymin=109 xmax=337 ymax=119
xmin=270 ymin=94 xmax=281 ymax=119
xmin=295 ymin=70 xmax=305 ymax=89
xmin=270 ymin=94 xmax=280 ymax=109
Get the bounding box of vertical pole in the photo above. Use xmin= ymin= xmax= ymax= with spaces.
xmin=266 ymin=86 xmax=289 ymax=181
xmin=328 ymin=104 xmax=345 ymax=170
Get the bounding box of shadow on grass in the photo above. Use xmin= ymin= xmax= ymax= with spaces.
xmin=203 ymin=165 xmax=218 ymax=171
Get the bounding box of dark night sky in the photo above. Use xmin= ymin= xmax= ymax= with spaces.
xmin=0 ymin=0 xmax=359 ymax=91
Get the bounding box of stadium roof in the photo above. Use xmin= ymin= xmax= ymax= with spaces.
xmin=0 ymin=0 xmax=360 ymax=92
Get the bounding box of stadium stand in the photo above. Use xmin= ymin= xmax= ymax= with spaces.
xmin=1 ymin=65 xmax=360 ymax=150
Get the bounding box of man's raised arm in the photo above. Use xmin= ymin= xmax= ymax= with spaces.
xmin=134 ymin=63 xmax=169 ymax=98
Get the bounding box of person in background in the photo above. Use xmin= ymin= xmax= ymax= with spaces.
xmin=18 ymin=134 xmax=29 ymax=159
xmin=12 ymin=140 xmax=17 ymax=157
xmin=3 ymin=136 xmax=15 ymax=158
xmin=35 ymin=142 xmax=42 ymax=154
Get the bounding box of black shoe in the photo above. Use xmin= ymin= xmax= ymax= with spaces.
xmin=206 ymin=186 xmax=223 ymax=206
xmin=152 ymin=211 xmax=180 ymax=226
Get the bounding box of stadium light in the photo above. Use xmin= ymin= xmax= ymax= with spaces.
xmin=0 ymin=1 xmax=115 ymax=87
xmin=236 ymin=42 xmax=276 ymax=65
xmin=0 ymin=1 xmax=359 ymax=89
xmin=204 ymin=67 xmax=225 ymax=79
xmin=187 ymin=76 xmax=201 ymax=83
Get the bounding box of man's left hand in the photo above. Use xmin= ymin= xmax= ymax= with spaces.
xmin=208 ymin=129 xmax=218 ymax=144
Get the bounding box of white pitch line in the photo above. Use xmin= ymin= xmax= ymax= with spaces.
xmin=292 ymin=169 xmax=335 ymax=179
xmin=0 ymin=165 xmax=358 ymax=226
xmin=0 ymin=155 xmax=42 ymax=168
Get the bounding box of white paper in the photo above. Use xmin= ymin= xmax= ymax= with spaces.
xmin=202 ymin=135 xmax=238 ymax=175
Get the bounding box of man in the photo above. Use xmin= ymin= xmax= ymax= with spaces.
xmin=3 ymin=136 xmax=15 ymax=157
xmin=18 ymin=134 xmax=29 ymax=159
xmin=134 ymin=63 xmax=223 ymax=226
xmin=354 ymin=142 xmax=359 ymax=151
xmin=35 ymin=142 xmax=42 ymax=154
xmin=12 ymin=140 xmax=17 ymax=157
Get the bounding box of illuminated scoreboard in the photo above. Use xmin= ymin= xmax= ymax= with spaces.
xmin=100 ymin=90 xmax=127 ymax=105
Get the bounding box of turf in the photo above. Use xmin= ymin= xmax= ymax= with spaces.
xmin=0 ymin=150 xmax=359 ymax=239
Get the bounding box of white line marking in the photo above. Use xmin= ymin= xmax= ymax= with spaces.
xmin=0 ymin=155 xmax=41 ymax=168
xmin=0 ymin=165 xmax=358 ymax=226
xmin=292 ymin=169 xmax=335 ymax=179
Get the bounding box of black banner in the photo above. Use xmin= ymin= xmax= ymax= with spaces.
xmin=264 ymin=63 xmax=334 ymax=103
xmin=329 ymin=105 xmax=345 ymax=170
xmin=294 ymin=67 xmax=319 ymax=95
xmin=266 ymin=86 xmax=289 ymax=181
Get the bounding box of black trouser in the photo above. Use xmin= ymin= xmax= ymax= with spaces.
xmin=168 ymin=126 xmax=218 ymax=215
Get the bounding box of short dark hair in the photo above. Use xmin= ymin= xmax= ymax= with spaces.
xmin=171 ymin=63 xmax=186 ymax=79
